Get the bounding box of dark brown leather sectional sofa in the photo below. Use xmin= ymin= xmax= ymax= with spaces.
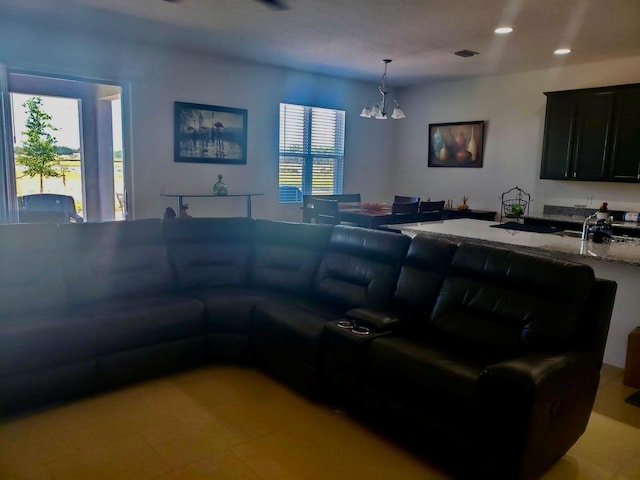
xmin=0 ymin=217 xmax=617 ymax=479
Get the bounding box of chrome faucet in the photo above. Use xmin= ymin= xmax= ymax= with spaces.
xmin=581 ymin=212 xmax=598 ymax=242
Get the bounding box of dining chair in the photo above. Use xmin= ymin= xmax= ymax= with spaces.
xmin=313 ymin=198 xmax=340 ymax=225
xmin=302 ymin=193 xmax=361 ymax=223
xmin=18 ymin=194 xmax=84 ymax=224
xmin=390 ymin=200 xmax=419 ymax=223
xmin=418 ymin=200 xmax=445 ymax=221
xmin=394 ymin=195 xmax=420 ymax=204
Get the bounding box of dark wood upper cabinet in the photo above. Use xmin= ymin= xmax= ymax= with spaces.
xmin=610 ymin=88 xmax=640 ymax=182
xmin=572 ymin=91 xmax=614 ymax=181
xmin=540 ymin=92 xmax=577 ymax=180
xmin=540 ymin=83 xmax=640 ymax=183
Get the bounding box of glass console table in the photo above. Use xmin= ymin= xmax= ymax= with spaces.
xmin=161 ymin=192 xmax=264 ymax=218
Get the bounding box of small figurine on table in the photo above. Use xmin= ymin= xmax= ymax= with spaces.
xmin=180 ymin=203 xmax=192 ymax=218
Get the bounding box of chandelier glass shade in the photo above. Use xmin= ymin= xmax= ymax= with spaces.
xmin=360 ymin=59 xmax=405 ymax=120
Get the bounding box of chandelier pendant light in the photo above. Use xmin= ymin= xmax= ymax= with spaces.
xmin=360 ymin=59 xmax=406 ymax=120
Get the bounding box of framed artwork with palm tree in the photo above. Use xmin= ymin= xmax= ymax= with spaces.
xmin=174 ymin=101 xmax=248 ymax=164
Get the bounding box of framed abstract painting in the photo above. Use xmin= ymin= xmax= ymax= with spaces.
xmin=174 ymin=101 xmax=248 ymax=164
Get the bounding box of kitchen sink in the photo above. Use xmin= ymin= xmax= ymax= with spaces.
xmin=552 ymin=230 xmax=583 ymax=238
xmin=612 ymin=235 xmax=640 ymax=245
xmin=552 ymin=230 xmax=640 ymax=245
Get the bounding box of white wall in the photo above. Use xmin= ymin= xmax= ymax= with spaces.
xmin=393 ymin=56 xmax=640 ymax=215
xmin=0 ymin=19 xmax=397 ymax=221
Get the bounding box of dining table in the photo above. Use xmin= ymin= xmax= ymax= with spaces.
xmin=338 ymin=203 xmax=406 ymax=228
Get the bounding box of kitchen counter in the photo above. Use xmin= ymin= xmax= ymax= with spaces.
xmin=524 ymin=213 xmax=640 ymax=231
xmin=398 ymin=219 xmax=640 ymax=266
xmin=396 ymin=218 xmax=640 ymax=368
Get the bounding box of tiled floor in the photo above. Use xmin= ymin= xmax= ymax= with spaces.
xmin=1 ymin=364 xmax=639 ymax=479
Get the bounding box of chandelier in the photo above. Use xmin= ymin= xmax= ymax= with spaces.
xmin=360 ymin=59 xmax=406 ymax=120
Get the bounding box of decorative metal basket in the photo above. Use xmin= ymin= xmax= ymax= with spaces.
xmin=500 ymin=187 xmax=531 ymax=222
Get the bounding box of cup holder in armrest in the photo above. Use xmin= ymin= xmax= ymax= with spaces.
xmin=350 ymin=325 xmax=371 ymax=335
xmin=337 ymin=320 xmax=354 ymax=329
xmin=346 ymin=308 xmax=401 ymax=332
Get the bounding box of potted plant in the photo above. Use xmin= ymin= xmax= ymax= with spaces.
xmin=597 ymin=202 xmax=609 ymax=221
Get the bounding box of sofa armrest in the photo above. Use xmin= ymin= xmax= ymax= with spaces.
xmin=345 ymin=307 xmax=401 ymax=332
xmin=478 ymin=351 xmax=598 ymax=400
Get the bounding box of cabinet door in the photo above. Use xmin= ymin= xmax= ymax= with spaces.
xmin=572 ymin=91 xmax=614 ymax=181
xmin=610 ymin=88 xmax=640 ymax=182
xmin=540 ymin=93 xmax=577 ymax=179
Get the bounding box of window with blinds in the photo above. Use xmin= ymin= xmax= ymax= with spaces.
xmin=278 ymin=103 xmax=345 ymax=203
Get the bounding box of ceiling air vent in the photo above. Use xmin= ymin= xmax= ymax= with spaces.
xmin=454 ymin=50 xmax=479 ymax=58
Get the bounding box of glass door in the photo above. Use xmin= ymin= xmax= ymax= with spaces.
xmin=0 ymin=63 xmax=18 ymax=223
xmin=1 ymin=71 xmax=128 ymax=223
xmin=11 ymin=93 xmax=85 ymax=222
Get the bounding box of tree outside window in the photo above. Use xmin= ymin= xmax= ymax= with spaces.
xmin=15 ymin=97 xmax=61 ymax=193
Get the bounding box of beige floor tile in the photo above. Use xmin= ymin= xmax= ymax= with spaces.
xmin=65 ymin=384 xmax=218 ymax=452
xmin=212 ymin=387 xmax=313 ymax=440
xmin=0 ymin=415 xmax=77 ymax=468
xmin=155 ymin=452 xmax=263 ymax=480
xmin=594 ymin=380 xmax=640 ymax=429
xmin=307 ymin=459 xmax=452 ymax=480
xmin=542 ymin=454 xmax=617 ymax=480
xmin=64 ymin=405 xmax=163 ymax=451
xmin=0 ymin=461 xmax=53 ymax=480
xmin=3 ymin=363 xmax=640 ymax=480
xmin=143 ymin=412 xmax=249 ymax=469
xmin=46 ymin=435 xmax=171 ymax=480
xmin=613 ymin=451 xmax=640 ymax=479
xmin=232 ymin=429 xmax=352 ymax=480
xmin=600 ymin=364 xmax=624 ymax=385
xmin=211 ymin=401 xmax=277 ymax=439
xmin=568 ymin=412 xmax=640 ymax=474
xmin=334 ymin=430 xmax=448 ymax=480
xmin=230 ymin=441 xmax=303 ymax=480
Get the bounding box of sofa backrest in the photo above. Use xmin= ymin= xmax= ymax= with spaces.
xmin=163 ymin=217 xmax=254 ymax=290
xmin=312 ymin=226 xmax=410 ymax=309
xmin=252 ymin=220 xmax=334 ymax=295
xmin=393 ymin=236 xmax=458 ymax=319
xmin=0 ymin=223 xmax=68 ymax=318
xmin=430 ymin=242 xmax=596 ymax=358
xmin=59 ymin=219 xmax=174 ymax=304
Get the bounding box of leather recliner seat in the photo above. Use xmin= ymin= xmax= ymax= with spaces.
xmin=0 ymin=224 xmax=97 ymax=411
xmin=361 ymin=243 xmax=611 ymax=479
xmin=58 ymin=219 xmax=207 ymax=387
xmin=251 ymin=225 xmax=410 ymax=392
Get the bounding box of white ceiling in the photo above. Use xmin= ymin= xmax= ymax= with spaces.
xmin=3 ymin=0 xmax=640 ymax=86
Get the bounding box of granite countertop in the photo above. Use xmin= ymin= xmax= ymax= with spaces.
xmin=399 ymin=219 xmax=640 ymax=266
xmin=525 ymin=213 xmax=640 ymax=231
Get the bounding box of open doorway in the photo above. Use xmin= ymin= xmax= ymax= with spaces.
xmin=6 ymin=72 xmax=128 ymax=223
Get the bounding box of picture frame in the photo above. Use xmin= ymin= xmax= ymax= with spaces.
xmin=174 ymin=101 xmax=248 ymax=164
xmin=428 ymin=121 xmax=484 ymax=168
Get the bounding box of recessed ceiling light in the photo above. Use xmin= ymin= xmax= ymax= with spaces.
xmin=495 ymin=27 xmax=513 ymax=34
xmin=554 ymin=48 xmax=572 ymax=55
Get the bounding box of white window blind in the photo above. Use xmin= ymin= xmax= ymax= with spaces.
xmin=278 ymin=103 xmax=345 ymax=203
